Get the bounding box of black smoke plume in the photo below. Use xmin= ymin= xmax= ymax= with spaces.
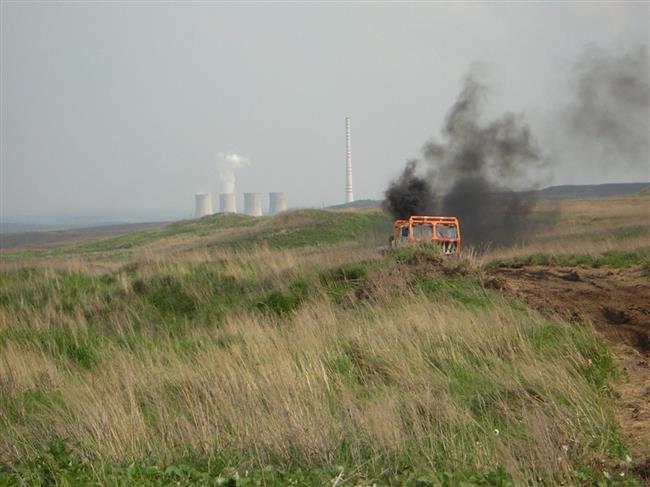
xmin=385 ymin=46 xmax=649 ymax=247
xmin=384 ymin=160 xmax=438 ymax=218
xmin=552 ymin=45 xmax=649 ymax=179
xmin=384 ymin=74 xmax=549 ymax=247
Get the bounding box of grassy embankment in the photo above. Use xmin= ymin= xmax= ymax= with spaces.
xmin=1 ymin=198 xmax=649 ymax=486
xmin=486 ymin=194 xmax=650 ymax=265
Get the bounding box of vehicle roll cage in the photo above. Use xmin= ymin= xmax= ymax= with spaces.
xmin=393 ymin=216 xmax=461 ymax=251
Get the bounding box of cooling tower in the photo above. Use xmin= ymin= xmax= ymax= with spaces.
xmin=219 ymin=193 xmax=237 ymax=213
xmin=244 ymin=193 xmax=263 ymax=217
xmin=194 ymin=193 xmax=213 ymax=218
xmin=269 ymin=192 xmax=287 ymax=215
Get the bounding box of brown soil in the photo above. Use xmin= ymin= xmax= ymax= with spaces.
xmin=487 ymin=266 xmax=650 ymax=354
xmin=487 ymin=265 xmax=650 ymax=470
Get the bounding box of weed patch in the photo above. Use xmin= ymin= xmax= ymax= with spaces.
xmin=391 ymin=244 xmax=444 ymax=265
xmin=256 ymin=278 xmax=308 ymax=316
xmin=489 ymin=248 xmax=650 ymax=269
xmin=414 ymin=275 xmax=490 ymax=308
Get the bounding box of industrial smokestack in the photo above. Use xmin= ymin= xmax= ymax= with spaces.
xmin=194 ymin=193 xmax=213 ymax=218
xmin=219 ymin=193 xmax=237 ymax=213
xmin=345 ymin=116 xmax=354 ymax=204
xmin=244 ymin=192 xmax=263 ymax=217
xmin=269 ymin=192 xmax=287 ymax=215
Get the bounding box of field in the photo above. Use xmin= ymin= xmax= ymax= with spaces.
xmin=1 ymin=195 xmax=649 ymax=486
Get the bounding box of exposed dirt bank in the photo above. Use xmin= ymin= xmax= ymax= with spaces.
xmin=487 ymin=265 xmax=650 ymax=471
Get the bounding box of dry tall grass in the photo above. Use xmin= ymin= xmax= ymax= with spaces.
xmin=2 ymin=198 xmax=647 ymax=484
xmin=0 ymin=248 xmax=622 ymax=484
xmin=484 ymin=196 xmax=650 ymax=262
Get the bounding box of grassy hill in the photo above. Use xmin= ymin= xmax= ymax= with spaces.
xmin=3 ymin=210 xmax=392 ymax=261
xmin=329 ymin=183 xmax=650 ymax=210
xmin=536 ymin=182 xmax=650 ymax=199
xmin=1 ymin=202 xmax=649 ymax=485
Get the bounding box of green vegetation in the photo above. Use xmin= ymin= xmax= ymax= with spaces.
xmin=390 ymin=242 xmax=445 ymax=264
xmin=2 ymin=203 xmax=649 ymax=485
xmin=76 ymin=213 xmax=258 ymax=251
xmin=0 ymin=253 xmax=641 ymax=485
xmin=539 ymin=224 xmax=650 ymax=244
xmin=489 ymin=247 xmax=650 ymax=269
xmin=0 ymin=443 xmax=537 ymax=487
xmin=641 ymin=259 xmax=650 ymax=279
xmin=6 ymin=210 xmax=392 ymax=260
xmin=232 ymin=209 xmax=392 ymax=249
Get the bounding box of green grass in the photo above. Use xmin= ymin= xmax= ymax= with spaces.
xmin=414 ymin=275 xmax=491 ymax=308
xmin=1 ymin=210 xmax=647 ymax=485
xmin=641 ymin=259 xmax=650 ymax=279
xmin=0 ymin=442 xmax=639 ymax=486
xmin=488 ymin=247 xmax=650 ymax=269
xmin=74 ymin=214 xmax=258 ymax=252
xmin=543 ymin=224 xmax=650 ymax=243
xmin=5 ymin=210 xmax=393 ymax=260
xmin=390 ymin=243 xmax=445 ymax=265
xmin=232 ymin=209 xmax=392 ymax=249
xmin=0 ymin=442 xmax=524 ymax=487
xmin=256 ymin=278 xmax=309 ymax=316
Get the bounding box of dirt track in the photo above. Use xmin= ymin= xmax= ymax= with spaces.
xmin=487 ymin=265 xmax=650 ymax=354
xmin=487 ymin=265 xmax=650 ymax=466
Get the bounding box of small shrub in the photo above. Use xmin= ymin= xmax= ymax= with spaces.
xmin=328 ymin=262 xmax=370 ymax=281
xmin=141 ymin=276 xmax=197 ymax=317
xmin=256 ymin=278 xmax=309 ymax=316
xmin=391 ymin=244 xmax=444 ymax=265
xmin=414 ymin=275 xmax=490 ymax=307
xmin=571 ymin=330 xmax=619 ymax=396
xmin=641 ymin=258 xmax=650 ymax=280
xmin=489 ymin=248 xmax=650 ymax=269
xmin=31 ymin=329 xmax=100 ymax=370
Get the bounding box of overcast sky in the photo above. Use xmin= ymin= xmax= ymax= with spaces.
xmin=2 ymin=2 xmax=648 ymax=221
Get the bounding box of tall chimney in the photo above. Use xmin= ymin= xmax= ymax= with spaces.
xmin=194 ymin=193 xmax=213 ymax=218
xmin=244 ymin=192 xmax=263 ymax=217
xmin=269 ymin=192 xmax=287 ymax=215
xmin=345 ymin=116 xmax=354 ymax=204
xmin=219 ymin=193 xmax=236 ymax=213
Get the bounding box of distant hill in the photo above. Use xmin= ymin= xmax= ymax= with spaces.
xmin=0 ymin=221 xmax=169 ymax=250
xmin=536 ymin=182 xmax=650 ymax=199
xmin=4 ymin=183 xmax=647 ymax=250
xmin=329 ymin=182 xmax=650 ymax=209
xmin=0 ymin=222 xmax=64 ymax=234
xmin=1 ymin=209 xmax=391 ymax=254
xmin=327 ymin=199 xmax=383 ymax=210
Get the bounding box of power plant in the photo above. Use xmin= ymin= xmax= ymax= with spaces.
xmin=345 ymin=116 xmax=354 ymax=204
xmin=194 ymin=117 xmax=355 ymax=217
xmin=197 ymin=127 xmax=365 ymax=218
xmin=219 ymin=193 xmax=237 ymax=213
xmin=269 ymin=192 xmax=287 ymax=215
xmin=194 ymin=193 xmax=213 ymax=218
xmin=244 ymin=192 xmax=263 ymax=217
xmin=195 ymin=191 xmax=283 ymax=217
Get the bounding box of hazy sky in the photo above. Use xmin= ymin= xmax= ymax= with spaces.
xmin=2 ymin=2 xmax=648 ymax=220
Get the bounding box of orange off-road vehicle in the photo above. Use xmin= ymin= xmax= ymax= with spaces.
xmin=390 ymin=216 xmax=461 ymax=254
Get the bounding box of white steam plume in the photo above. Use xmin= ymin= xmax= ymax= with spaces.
xmin=216 ymin=152 xmax=250 ymax=194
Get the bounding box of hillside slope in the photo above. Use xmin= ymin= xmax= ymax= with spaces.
xmin=2 ymin=209 xmax=393 ymax=260
xmin=1 ymin=200 xmax=649 ymax=485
